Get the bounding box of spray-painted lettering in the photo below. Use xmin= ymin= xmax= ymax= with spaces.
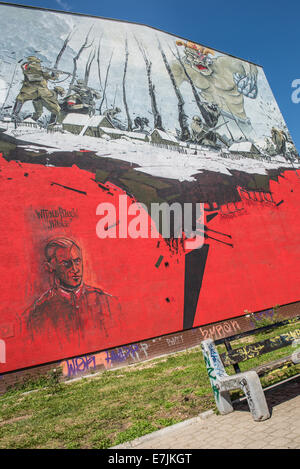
xmin=200 ymin=320 xmax=241 ymax=340
xmin=105 ymin=344 xmax=140 ymax=364
xmin=66 ymin=355 xmax=96 ymax=377
xmin=166 ymin=335 xmax=184 ymax=347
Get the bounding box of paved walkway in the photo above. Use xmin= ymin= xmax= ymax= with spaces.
xmin=113 ymin=375 xmax=300 ymax=449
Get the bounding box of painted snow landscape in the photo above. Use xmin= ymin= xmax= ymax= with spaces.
xmin=0 ymin=3 xmax=298 ymax=186
xmin=1 ymin=121 xmax=297 ymax=182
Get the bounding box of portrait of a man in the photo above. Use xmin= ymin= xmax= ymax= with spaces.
xmin=19 ymin=237 xmax=122 ymax=346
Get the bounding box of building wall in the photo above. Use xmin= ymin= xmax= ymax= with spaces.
xmin=1 ymin=303 xmax=298 ymax=394
xmin=0 ymin=3 xmax=299 ymax=381
xmin=62 ymin=123 xmax=82 ymax=134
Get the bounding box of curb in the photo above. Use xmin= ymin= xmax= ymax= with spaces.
xmin=111 ymin=409 xmax=215 ymax=449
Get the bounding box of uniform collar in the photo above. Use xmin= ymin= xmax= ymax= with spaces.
xmin=53 ymin=279 xmax=85 ymax=301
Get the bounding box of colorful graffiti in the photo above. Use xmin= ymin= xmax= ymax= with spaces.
xmin=61 ymin=342 xmax=150 ymax=377
xmin=0 ymin=3 xmax=300 ymax=374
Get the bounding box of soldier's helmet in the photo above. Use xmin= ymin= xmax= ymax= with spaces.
xmin=192 ymin=115 xmax=202 ymax=123
xmin=26 ymin=56 xmax=41 ymax=63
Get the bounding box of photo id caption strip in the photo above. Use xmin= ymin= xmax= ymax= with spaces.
xmin=107 ymin=452 xmax=193 ymax=466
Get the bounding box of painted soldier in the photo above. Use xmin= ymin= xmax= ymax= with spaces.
xmin=271 ymin=127 xmax=288 ymax=155
xmin=132 ymin=116 xmax=149 ymax=132
xmin=61 ymin=79 xmax=101 ymax=117
xmin=103 ymin=106 xmax=121 ymax=121
xmin=12 ymin=56 xmax=61 ymax=123
xmin=31 ymin=86 xmax=65 ymax=123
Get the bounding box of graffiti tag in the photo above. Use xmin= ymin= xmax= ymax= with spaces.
xmin=66 ymin=355 xmax=96 ymax=377
xmin=166 ymin=335 xmax=184 ymax=347
xmin=208 ymin=342 xmax=226 ymax=378
xmin=105 ymin=343 xmax=149 ymax=364
xmin=203 ymin=351 xmax=220 ymax=401
xmin=200 ymin=320 xmax=240 ymax=340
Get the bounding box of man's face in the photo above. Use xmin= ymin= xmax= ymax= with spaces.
xmin=50 ymin=245 xmax=83 ymax=290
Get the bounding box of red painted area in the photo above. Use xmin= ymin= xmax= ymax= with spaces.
xmin=0 ymin=156 xmax=184 ymax=372
xmin=0 ymin=155 xmax=300 ymax=373
xmin=195 ymin=171 xmax=300 ymax=325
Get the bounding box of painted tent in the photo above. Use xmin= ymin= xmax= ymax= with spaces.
xmin=0 ymin=2 xmax=299 ymax=373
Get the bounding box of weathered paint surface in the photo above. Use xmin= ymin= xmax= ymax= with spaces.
xmin=201 ymin=339 xmax=270 ymax=421
xmin=0 ymin=3 xmax=299 ymax=375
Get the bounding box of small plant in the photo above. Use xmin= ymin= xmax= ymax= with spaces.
xmin=47 ymin=368 xmax=63 ymax=393
xmin=247 ymin=305 xmax=281 ymax=331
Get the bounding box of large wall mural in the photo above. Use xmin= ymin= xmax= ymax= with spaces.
xmin=0 ymin=3 xmax=299 ymax=373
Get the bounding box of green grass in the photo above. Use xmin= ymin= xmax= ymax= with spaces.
xmin=0 ymin=348 xmax=215 ymax=449
xmin=0 ymin=321 xmax=299 ymax=449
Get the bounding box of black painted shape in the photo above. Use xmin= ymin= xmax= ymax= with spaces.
xmin=206 ymin=212 xmax=219 ymax=223
xmin=50 ymin=182 xmax=87 ymax=195
xmin=155 ymin=255 xmax=164 ymax=268
xmin=183 ymin=244 xmax=209 ymax=330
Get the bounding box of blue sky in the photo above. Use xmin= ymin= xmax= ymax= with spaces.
xmin=1 ymin=0 xmax=300 ymax=150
